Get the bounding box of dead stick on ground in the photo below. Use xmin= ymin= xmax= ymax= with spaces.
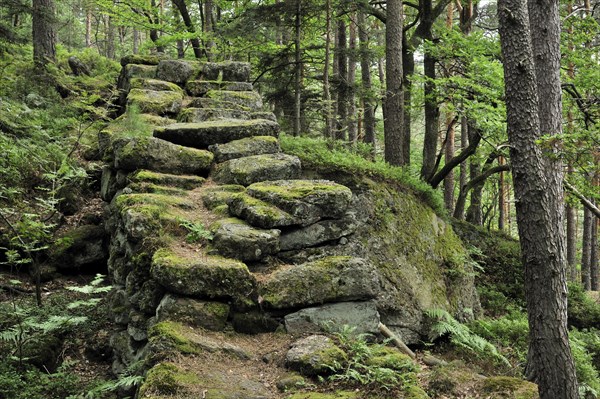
xmin=378 ymin=322 xmax=416 ymax=359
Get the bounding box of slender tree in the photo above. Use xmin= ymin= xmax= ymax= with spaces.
xmin=498 ymin=0 xmax=578 ymax=397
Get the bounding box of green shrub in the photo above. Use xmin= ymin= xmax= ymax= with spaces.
xmin=568 ymin=282 xmax=600 ymax=330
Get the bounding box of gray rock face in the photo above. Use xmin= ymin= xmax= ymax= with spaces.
xmin=259 ymin=256 xmax=380 ymax=309
xmin=213 ymin=153 xmax=301 ymax=186
xmin=188 ymin=97 xmax=250 ymax=111
xmin=285 ymin=335 xmax=346 ymax=376
xmin=201 ymin=61 xmax=251 ymax=82
xmin=154 ymin=119 xmax=280 ymax=149
xmin=228 ymin=194 xmax=296 ymax=228
xmin=209 ymin=136 xmax=281 ymax=163
xmin=178 ymin=107 xmax=251 ymax=122
xmin=156 ymin=59 xmax=197 ymax=83
xmin=127 ymin=309 xmax=150 ymax=341
xmin=101 ymin=166 xmax=119 ymax=201
xmin=111 ymin=136 xmax=213 ymax=174
xmin=246 ymin=180 xmax=353 ymax=226
xmin=206 ymin=90 xmax=263 ymax=110
xmin=186 ymin=80 xmax=253 ymax=97
xmin=129 ymin=78 xmax=183 ymax=93
xmin=279 ymin=216 xmax=357 ymax=250
xmin=126 ymin=89 xmax=183 ymax=115
xmin=285 ymin=301 xmax=380 ymax=336
xmin=50 ymin=224 xmax=107 ymax=271
xmin=212 ymin=218 xmax=281 ymax=262
xmin=200 ymin=185 xmax=246 ymax=209
xmin=156 ymin=294 xmax=230 ymax=331
xmin=130 ymin=279 xmax=165 ymax=315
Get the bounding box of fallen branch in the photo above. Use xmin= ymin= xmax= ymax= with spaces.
xmin=0 ymin=284 xmax=33 ymax=295
xmin=378 ymin=322 xmax=416 ymax=359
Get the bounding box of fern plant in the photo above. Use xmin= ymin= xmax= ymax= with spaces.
xmin=426 ymin=308 xmax=511 ymax=367
xmin=179 ymin=220 xmax=213 ymax=244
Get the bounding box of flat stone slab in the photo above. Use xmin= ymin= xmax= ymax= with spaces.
xmin=154 ymin=119 xmax=280 ymax=149
xmin=120 ymin=54 xmax=164 ymax=66
xmin=186 ymin=80 xmax=253 ymax=97
xmin=156 ymin=294 xmax=230 ymax=331
xmin=285 ymin=335 xmax=346 ymax=376
xmin=111 ymin=136 xmax=213 ymax=174
xmin=212 ymin=218 xmax=280 ymax=262
xmin=209 ymin=136 xmax=281 ymax=163
xmin=129 ymin=78 xmax=183 ymax=93
xmin=156 ymin=59 xmax=200 ymax=83
xmin=279 ymin=216 xmax=357 ymax=250
xmin=228 ymin=193 xmax=296 ymax=228
xmin=206 ymin=90 xmax=263 ymax=110
xmin=126 ymin=88 xmax=183 ymax=115
xmin=213 ymin=153 xmax=301 ymax=186
xmin=188 ymin=97 xmax=251 ymax=111
xmin=259 ymin=256 xmax=380 ymax=309
xmin=151 ymin=248 xmax=256 ymax=300
xmin=246 ymin=180 xmax=353 ymax=226
xmin=178 ymin=107 xmax=252 ymax=122
xmin=128 ymin=170 xmax=205 ymax=190
xmin=200 ymin=185 xmax=246 ymax=210
xmin=284 ymin=301 xmax=380 ymax=336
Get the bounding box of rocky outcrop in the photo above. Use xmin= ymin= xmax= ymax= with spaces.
xmin=102 ymin=56 xmax=481 ymax=398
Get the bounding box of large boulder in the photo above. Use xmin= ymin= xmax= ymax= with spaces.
xmin=201 ymin=61 xmax=251 ymax=82
xmin=228 ymin=193 xmax=297 ymax=228
xmin=155 ymin=59 xmax=199 ymax=84
xmin=212 ymin=218 xmax=280 ymax=262
xmin=206 ymin=90 xmax=263 ymax=110
xmin=178 ymin=107 xmax=251 ymax=123
xmin=285 ymin=301 xmax=380 ymax=336
xmin=129 ymin=78 xmax=183 ymax=93
xmin=280 ymin=216 xmax=358 ymax=250
xmin=200 ymin=184 xmax=246 ymax=210
xmin=246 ymin=180 xmax=353 ymax=226
xmin=285 ymin=335 xmax=346 ymax=376
xmin=213 ymin=153 xmax=301 ymax=186
xmin=126 ymin=88 xmax=182 ymax=115
xmin=156 ymin=294 xmax=230 ymax=331
xmin=128 ymin=170 xmax=205 ymax=190
xmin=150 ymin=247 xmax=257 ymax=301
xmin=111 ymin=136 xmax=213 ymax=174
xmin=209 ymin=136 xmax=281 ymax=163
xmin=154 ymin=119 xmax=280 ymax=149
xmin=259 ymin=256 xmax=380 ymax=309
xmin=186 ymin=80 xmax=253 ymax=96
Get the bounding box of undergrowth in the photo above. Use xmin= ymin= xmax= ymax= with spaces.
xmin=280 ymin=134 xmax=446 ymax=216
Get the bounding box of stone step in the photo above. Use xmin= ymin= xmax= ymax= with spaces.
xmin=153 ymin=119 xmax=280 ymax=149
xmin=209 ymin=136 xmax=281 ymax=163
xmin=186 ymin=80 xmax=253 ymax=97
xmin=213 ymin=153 xmax=301 ymax=186
xmin=212 ymin=218 xmax=280 ymax=262
xmin=201 ymin=61 xmax=250 ymax=82
xmin=128 ymin=170 xmax=206 ymax=190
xmin=205 ymin=90 xmax=263 ymax=110
xmin=129 ymin=78 xmax=183 ymax=93
xmin=258 ymin=256 xmax=380 ymax=309
xmin=126 ymin=88 xmax=183 ymax=116
xmin=178 ymin=107 xmax=277 ymax=123
xmin=111 ymin=136 xmax=213 ymax=175
xmin=150 ymin=246 xmax=257 ymax=302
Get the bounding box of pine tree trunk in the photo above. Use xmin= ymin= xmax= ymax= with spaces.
xmin=335 ymin=18 xmax=348 ymax=141
xmin=402 ymin=41 xmax=414 ymax=165
xmin=358 ymin=10 xmax=375 ymax=150
xmin=323 ymin=0 xmax=333 ymax=139
xmin=383 ymin=0 xmax=405 ymax=166
xmin=499 ymin=0 xmax=579 ymax=395
xmin=347 ymin=14 xmax=358 ymax=145
xmin=293 ymin=0 xmax=302 ymax=137
xmin=591 ymin=206 xmax=599 ymax=290
xmin=582 ymin=207 xmax=593 ymax=290
xmin=32 ymin=0 xmax=57 ymax=67
xmin=204 ymin=0 xmax=214 ymax=60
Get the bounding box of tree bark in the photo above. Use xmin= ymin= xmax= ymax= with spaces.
xmin=323 ymin=0 xmax=334 ymax=139
xmin=384 ymin=0 xmax=405 ymax=166
xmin=402 ymin=42 xmax=414 ymax=165
xmin=172 ymin=0 xmax=203 ymax=59
xmin=347 ymin=12 xmax=358 ymax=145
xmin=32 ymin=0 xmax=57 ymax=68
xmin=498 ymin=0 xmax=579 ymax=396
xmin=292 ymin=0 xmax=302 ymax=137
xmin=591 ymin=206 xmax=599 ymax=290
xmin=358 ymin=10 xmax=375 ymax=150
xmin=582 ymin=207 xmax=593 ymax=290
xmin=335 ymin=18 xmax=348 ymax=141
xmin=204 ymin=0 xmax=214 ymax=60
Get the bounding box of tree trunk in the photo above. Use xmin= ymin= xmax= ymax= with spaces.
xmin=358 ymin=10 xmax=375 ymax=150
xmin=384 ymin=0 xmax=405 ymax=166
xmin=32 ymin=0 xmax=57 ymax=68
xmin=86 ymin=8 xmax=92 ymax=47
xmin=402 ymin=41 xmax=414 ymax=165
xmin=582 ymin=207 xmax=593 ymax=290
xmin=204 ymin=0 xmax=214 ymax=60
xmin=323 ymin=0 xmax=333 ymax=139
xmin=498 ymin=156 xmax=507 ymax=230
xmin=444 ymin=111 xmax=455 ymax=212
xmin=456 ymin=117 xmax=469 ymax=219
xmin=172 ymin=0 xmax=203 ymax=59
xmin=591 ymin=207 xmax=599 ymax=290
xmin=498 ymin=0 xmax=579 ymax=396
xmin=347 ymin=13 xmax=358 ymax=145
xmin=293 ymin=0 xmax=302 ymax=137
xmin=335 ymin=18 xmax=348 ymax=141
xmin=106 ymin=14 xmax=115 ymax=59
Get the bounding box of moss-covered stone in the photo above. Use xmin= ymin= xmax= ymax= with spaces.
xmin=246 ymin=180 xmax=353 ymax=226
xmin=209 ymin=135 xmax=281 ymax=163
xmin=366 ymin=347 xmax=417 ymax=372
xmin=259 ymin=256 xmax=379 ymax=309
xmin=138 ymin=362 xmax=200 ymax=397
xmin=178 ymin=107 xmax=251 ymax=123
xmin=120 ymin=54 xmax=164 ymax=66
xmin=285 ymin=393 xmax=358 ymax=399
xmin=114 ymin=192 xmax=193 ymax=211
xmin=213 ymin=153 xmax=301 ymax=186
xmin=153 ymin=119 xmax=280 ymax=149
xmin=148 ymin=321 xmax=203 ymax=355
xmin=285 ymin=335 xmax=347 ymax=376
xmin=228 ymin=193 xmax=296 ymax=228
xmin=156 ymin=294 xmax=230 ymax=331
xmin=481 ymin=376 xmax=539 ymax=399
xmin=111 ymin=136 xmax=213 ymax=174
xmin=150 ymin=247 xmax=257 ymax=301
xmin=186 ymin=80 xmax=253 ymax=96
xmin=212 ymin=217 xmax=281 ymax=261
xmin=129 ymin=78 xmax=184 ymax=94
xmin=206 ymin=90 xmax=263 ymax=110
xmin=188 ymin=97 xmax=251 ymax=111
xmin=156 ymin=59 xmax=201 ymax=84
xmin=200 ymin=185 xmax=246 ymax=210
xmin=126 ymin=88 xmax=183 ymax=115
xmin=276 ymin=373 xmax=305 ymax=392
xmin=127 ymin=182 xmax=188 ymax=196
xmin=50 ymin=224 xmax=107 ymax=271
xmin=201 ymin=61 xmax=251 ymax=82
xmin=129 ymin=170 xmax=205 ymax=190
xmin=121 ymin=63 xmax=157 ymax=80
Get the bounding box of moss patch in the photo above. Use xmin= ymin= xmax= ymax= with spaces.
xmin=138 ymin=362 xmax=200 ymax=396
xmin=482 ymin=376 xmax=539 ymax=399
xmin=149 ymin=321 xmax=203 ymax=355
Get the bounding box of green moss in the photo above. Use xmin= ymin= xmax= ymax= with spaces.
xmin=131 ymin=169 xmax=206 ymax=190
xmin=138 ymin=362 xmax=200 ymax=396
xmin=482 ymin=377 xmax=538 ymax=399
xmin=149 ymin=321 xmax=202 ymax=355
xmin=248 ymin=180 xmax=351 ymax=202
xmin=114 ymin=193 xmax=192 ymax=211
xmin=404 ymin=385 xmax=431 ymax=399
xmin=127 ymin=88 xmax=182 ymax=115
xmin=127 ymin=182 xmax=188 ymax=196
xmin=367 ymin=347 xmax=418 ymax=372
